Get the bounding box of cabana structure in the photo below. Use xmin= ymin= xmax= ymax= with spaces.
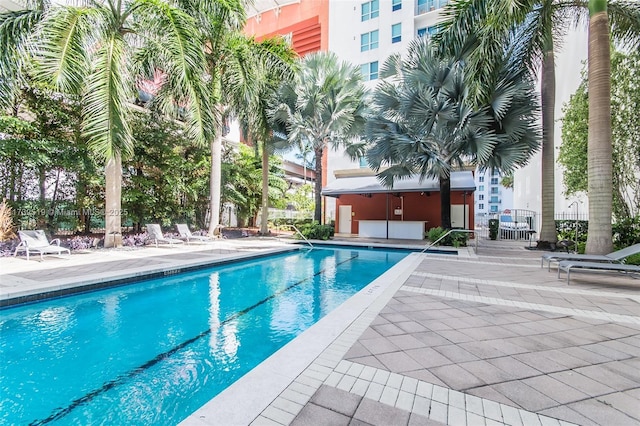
xmin=322 ymin=171 xmax=476 ymax=240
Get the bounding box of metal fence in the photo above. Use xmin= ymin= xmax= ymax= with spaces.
xmin=474 ymin=209 xmax=538 ymax=241
xmin=474 ymin=210 xmax=594 ymax=241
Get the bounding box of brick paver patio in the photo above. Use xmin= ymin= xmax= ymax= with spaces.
xmin=2 ymin=237 xmax=639 ymax=425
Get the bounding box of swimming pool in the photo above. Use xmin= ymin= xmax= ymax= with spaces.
xmin=0 ymin=247 xmax=409 ymax=425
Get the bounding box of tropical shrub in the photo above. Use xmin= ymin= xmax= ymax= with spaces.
xmin=296 ymin=222 xmax=334 ymax=240
xmin=0 ymin=199 xmax=16 ymax=241
xmin=488 ymin=219 xmax=499 ymax=240
xmin=426 ymin=226 xmax=468 ymax=247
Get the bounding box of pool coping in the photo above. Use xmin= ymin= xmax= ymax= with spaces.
xmin=0 ymin=245 xmax=299 ymax=307
xmin=180 ymin=252 xmax=425 ymax=425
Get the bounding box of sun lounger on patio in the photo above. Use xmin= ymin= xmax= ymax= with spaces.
xmin=175 ymin=223 xmax=212 ymax=244
xmin=14 ymin=230 xmax=71 ymax=261
xmin=541 ymin=243 xmax=640 ymax=271
xmin=146 ymin=224 xmax=184 ymax=248
xmin=557 ymin=260 xmax=640 ymax=284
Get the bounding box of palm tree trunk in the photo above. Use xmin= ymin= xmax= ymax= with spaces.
xmin=538 ymin=44 xmax=558 ymax=245
xmin=440 ymin=174 xmax=452 ymax=229
xmin=313 ymin=146 xmax=323 ymax=223
xmin=586 ymin=1 xmax=613 ymax=255
xmin=260 ymin=143 xmax=269 ymax=235
xmin=104 ymin=155 xmax=122 ymax=248
xmin=208 ymin=132 xmax=222 ymax=237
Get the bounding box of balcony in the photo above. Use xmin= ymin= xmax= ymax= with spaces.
xmin=415 ymin=0 xmax=449 ymax=16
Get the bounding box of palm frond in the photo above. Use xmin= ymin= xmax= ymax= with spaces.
xmin=83 ymin=32 xmax=133 ymax=160
xmin=134 ymin=0 xmax=216 ymax=146
xmin=32 ymin=5 xmax=95 ymax=94
xmin=608 ymin=0 xmax=640 ymax=50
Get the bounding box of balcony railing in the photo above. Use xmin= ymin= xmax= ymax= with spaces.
xmin=415 ymin=0 xmax=449 ymax=16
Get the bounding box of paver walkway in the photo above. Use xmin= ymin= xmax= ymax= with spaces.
xmin=250 ymin=241 xmax=640 ymax=426
xmin=2 ymin=238 xmax=639 ymax=426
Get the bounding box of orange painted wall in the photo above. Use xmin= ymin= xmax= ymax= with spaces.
xmin=336 ymin=191 xmax=475 ymax=235
xmin=244 ymin=1 xmax=329 ymax=53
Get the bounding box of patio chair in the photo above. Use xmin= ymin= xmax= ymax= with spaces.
xmin=175 ymin=223 xmax=212 ymax=244
xmin=14 ymin=230 xmax=71 ymax=261
xmin=146 ymin=224 xmax=184 ymax=248
xmin=557 ymin=260 xmax=640 ymax=284
xmin=541 ymin=243 xmax=640 ymax=271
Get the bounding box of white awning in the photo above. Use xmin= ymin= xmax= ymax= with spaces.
xmin=321 ymin=171 xmax=476 ymax=197
xmin=246 ymin=0 xmax=300 ymax=17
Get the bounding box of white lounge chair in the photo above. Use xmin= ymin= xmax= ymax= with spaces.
xmin=14 ymin=230 xmax=71 ymax=261
xmin=146 ymin=224 xmax=184 ymax=248
xmin=541 ymin=243 xmax=640 ymax=271
xmin=557 ymin=260 xmax=640 ymax=284
xmin=175 ymin=223 xmax=212 ymax=244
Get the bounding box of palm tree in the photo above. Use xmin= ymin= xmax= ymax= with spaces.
xmin=8 ymin=1 xmax=213 ymax=247
xmin=436 ymin=0 xmax=640 ymax=249
xmin=365 ymin=38 xmax=539 ymax=229
xmin=233 ymin=37 xmax=297 ymax=236
xmin=269 ymin=51 xmax=368 ymax=223
xmin=175 ymin=1 xmax=295 ymax=236
xmin=0 ymin=0 xmax=49 ymax=113
xmin=586 ymin=0 xmax=613 ymax=254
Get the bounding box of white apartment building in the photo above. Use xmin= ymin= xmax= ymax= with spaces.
xmin=475 ymin=170 xmax=514 ymax=215
xmin=326 ymin=0 xmax=587 ymax=224
xmin=326 ymin=0 xmax=451 ymax=223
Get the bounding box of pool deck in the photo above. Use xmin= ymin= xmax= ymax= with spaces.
xmin=2 ymin=237 xmax=640 ymax=426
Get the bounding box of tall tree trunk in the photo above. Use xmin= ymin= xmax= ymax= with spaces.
xmin=313 ymin=146 xmax=324 ymax=223
xmin=586 ymin=1 xmax=613 ymax=255
xmin=208 ymin=132 xmax=222 ymax=236
xmin=104 ymin=155 xmax=122 ymax=248
xmin=38 ymin=166 xmax=46 ymax=229
xmin=538 ymin=44 xmax=557 ymax=245
xmin=440 ymin=174 xmax=452 ymax=229
xmin=9 ymin=155 xmax=16 ymax=202
xmin=260 ymin=143 xmax=269 ymax=235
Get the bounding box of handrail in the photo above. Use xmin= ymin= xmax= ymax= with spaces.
xmin=284 ymin=224 xmax=314 ymax=248
xmin=421 ymin=229 xmax=477 ymax=253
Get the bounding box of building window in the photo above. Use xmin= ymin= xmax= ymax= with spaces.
xmin=417 ymin=26 xmax=439 ymax=39
xmin=490 ymin=196 xmax=499 ymax=203
xmin=392 ymin=0 xmax=402 ymax=11
xmin=360 ymin=30 xmax=379 ymax=52
xmin=478 ymin=176 xmax=484 ymax=182
xmin=490 ymin=205 xmax=498 ymax=212
xmin=491 ymin=187 xmax=499 ymax=194
xmin=360 ymin=61 xmax=379 ymax=81
xmin=479 ymin=203 xmax=484 ymax=210
xmin=479 ymin=185 xmax=484 ymax=192
xmin=416 ymin=0 xmax=449 ymax=15
xmin=359 ymin=157 xmax=368 ymax=168
xmin=391 ymin=23 xmax=402 ymax=43
xmin=491 ymin=177 xmax=499 ymax=185
xmin=361 ymin=0 xmax=379 ymax=21
xmin=478 ymin=194 xmax=484 ymax=201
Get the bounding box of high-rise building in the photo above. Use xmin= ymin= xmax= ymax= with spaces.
xmin=325 ymin=1 xmax=451 ymax=224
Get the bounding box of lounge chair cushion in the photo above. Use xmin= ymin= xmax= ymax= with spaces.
xmin=541 ymin=243 xmax=640 ymax=270
xmin=175 ymin=224 xmax=211 ymax=243
xmin=558 ymin=260 xmax=640 ymax=284
xmin=146 ymin=224 xmax=184 ymax=247
xmin=15 ymin=230 xmax=71 ymax=260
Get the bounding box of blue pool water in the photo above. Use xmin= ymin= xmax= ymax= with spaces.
xmin=0 ymin=247 xmax=409 ymax=425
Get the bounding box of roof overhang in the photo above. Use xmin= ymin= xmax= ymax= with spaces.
xmin=321 ymin=171 xmax=476 ymax=198
xmin=246 ymin=0 xmax=300 ymax=18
